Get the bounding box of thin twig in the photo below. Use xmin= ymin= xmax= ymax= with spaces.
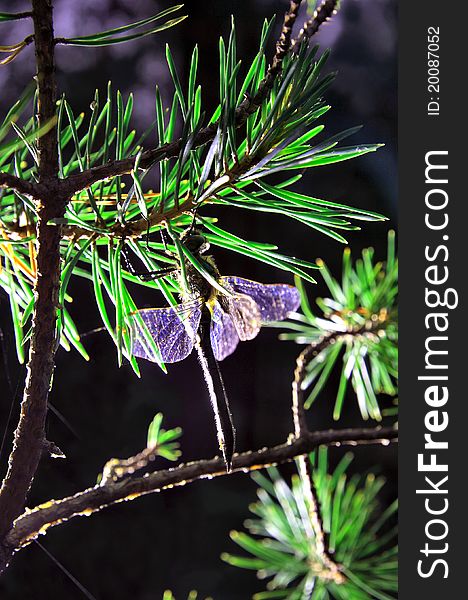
xmin=292 ymin=335 xmax=346 ymax=584
xmin=34 ymin=541 xmax=98 ymax=600
xmin=1 ymin=424 xmax=397 ymax=568
xmin=0 ymin=173 xmax=37 ymax=198
xmin=290 ymin=316 xmax=390 ymax=583
xmin=101 ymin=447 xmax=163 ymax=486
xmin=291 ymin=0 xmax=340 ymax=52
xmin=268 ymin=1 xmax=302 ymax=82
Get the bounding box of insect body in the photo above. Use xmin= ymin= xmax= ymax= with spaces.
xmin=130 ymin=232 xmax=300 ymax=469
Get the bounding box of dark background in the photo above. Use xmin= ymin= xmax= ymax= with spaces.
xmin=0 ymin=1 xmax=396 ymax=598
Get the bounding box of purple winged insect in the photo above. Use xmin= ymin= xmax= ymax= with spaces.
xmin=129 ymin=232 xmax=300 ymax=470
xmin=131 ymin=275 xmax=301 ymax=364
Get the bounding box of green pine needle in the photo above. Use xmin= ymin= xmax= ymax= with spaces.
xmin=273 ymin=231 xmax=398 ymax=421
xmin=223 ymin=449 xmax=397 ymax=599
xmin=1 ymin=17 xmax=387 ymax=368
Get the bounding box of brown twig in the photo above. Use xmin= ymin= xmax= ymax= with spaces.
xmin=292 ymin=334 xmax=346 ymax=584
xmin=268 ymin=1 xmax=302 ymax=81
xmin=291 ymin=0 xmax=340 ymax=52
xmin=0 ymin=173 xmax=38 ymax=198
xmin=0 ymin=0 xmax=64 ymax=539
xmin=101 ymin=447 xmax=165 ymax=486
xmin=289 ymin=316 xmax=391 ymax=583
xmin=0 ymin=424 xmax=397 ymax=570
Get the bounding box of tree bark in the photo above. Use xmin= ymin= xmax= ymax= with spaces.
xmin=0 ymin=0 xmax=63 ymax=541
xmin=1 ymin=425 xmax=397 ymax=569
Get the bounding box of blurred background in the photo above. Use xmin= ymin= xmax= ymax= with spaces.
xmin=0 ymin=0 xmax=396 ymax=598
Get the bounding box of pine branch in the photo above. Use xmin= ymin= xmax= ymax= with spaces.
xmin=60 ymin=1 xmax=306 ymax=197
xmin=0 ymin=173 xmax=37 ymax=197
xmin=0 ymin=424 xmax=397 ymax=571
xmin=20 ymin=129 xmax=289 ymax=241
xmin=267 ymin=1 xmax=302 ymax=83
xmin=0 ymin=0 xmax=64 ymax=539
xmin=0 ymin=0 xmax=339 ymax=239
xmin=292 ymin=338 xmax=345 ymax=584
xmin=286 ymin=315 xmax=394 ymax=582
xmin=291 ymin=0 xmax=340 ymax=52
xmin=0 ymin=0 xmax=388 ymax=580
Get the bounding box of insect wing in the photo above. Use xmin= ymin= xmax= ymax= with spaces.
xmin=222 ymin=276 xmax=300 ymax=322
xmin=227 ymin=293 xmax=261 ymax=341
xmin=131 ymin=301 xmax=202 ymax=363
xmin=209 ymin=301 xmax=240 ymax=361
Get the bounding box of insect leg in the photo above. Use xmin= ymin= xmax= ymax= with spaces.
xmin=186 ymin=205 xmax=201 ymax=237
xmin=121 ymin=242 xmax=176 ymax=281
xmin=160 ymin=228 xmax=171 ymax=252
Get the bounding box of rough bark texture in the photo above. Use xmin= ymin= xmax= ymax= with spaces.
xmin=291 ymin=0 xmax=339 ymax=52
xmin=3 ymin=425 xmax=397 ymax=560
xmin=0 ymin=173 xmax=37 ymax=196
xmin=0 ymin=0 xmax=62 ymax=542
